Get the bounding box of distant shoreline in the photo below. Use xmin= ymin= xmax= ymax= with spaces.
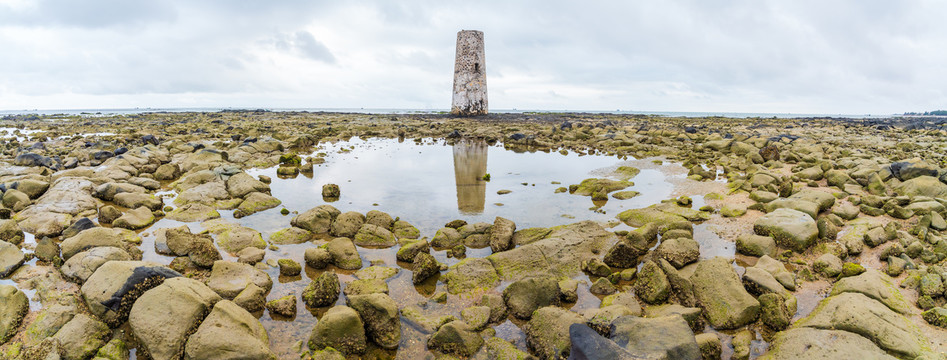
xmin=0 ymin=107 xmax=898 ymax=119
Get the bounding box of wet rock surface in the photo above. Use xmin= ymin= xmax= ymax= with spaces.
xmin=0 ymin=112 xmax=945 ymax=359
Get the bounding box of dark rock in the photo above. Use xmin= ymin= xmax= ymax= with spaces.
xmin=61 ymin=217 xmax=97 ymax=239
xmin=142 ymin=135 xmax=159 ymax=145
xmin=568 ymin=323 xmax=636 ymax=360
xmin=14 ymin=152 xmax=57 ymax=169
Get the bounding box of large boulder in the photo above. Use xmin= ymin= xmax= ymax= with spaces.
xmin=753 ymin=208 xmax=818 ymax=252
xmin=0 ymin=240 xmax=25 ymax=278
xmin=346 ymin=293 xmax=400 ymax=349
xmin=206 ymin=261 xmax=272 ymax=299
xmin=308 ymin=305 xmax=366 ymax=355
xmin=129 ymin=277 xmax=222 ymax=360
xmin=291 ymin=205 xmax=340 ymax=234
xmin=81 ymin=261 xmax=180 ymax=327
xmin=609 ymin=315 xmax=700 ymax=360
xmin=796 ymin=292 xmax=929 ymax=358
xmin=689 ymin=257 xmax=760 ymax=329
xmin=184 ymin=300 xmax=276 ymax=360
xmin=61 ymin=246 xmax=132 ymax=283
xmin=0 ymin=284 xmax=28 ymax=343
xmin=502 ymin=276 xmax=560 ymax=319
xmin=759 ymin=327 xmax=897 ymax=360
xmin=52 ymin=313 xmax=111 ymax=360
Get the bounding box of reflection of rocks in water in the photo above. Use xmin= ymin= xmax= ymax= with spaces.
xmin=453 ymin=140 xmax=488 ymax=215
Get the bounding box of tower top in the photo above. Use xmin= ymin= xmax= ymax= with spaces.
xmin=451 ymin=30 xmax=487 ymax=116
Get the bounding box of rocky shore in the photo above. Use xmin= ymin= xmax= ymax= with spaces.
xmin=0 ymin=111 xmax=945 ymax=359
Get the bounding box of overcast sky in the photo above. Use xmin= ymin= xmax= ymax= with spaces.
xmin=0 ymin=0 xmax=944 ymax=114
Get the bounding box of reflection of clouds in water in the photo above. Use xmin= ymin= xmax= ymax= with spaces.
xmin=252 ymin=137 xmax=701 ymax=235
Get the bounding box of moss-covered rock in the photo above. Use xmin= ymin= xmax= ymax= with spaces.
xmin=302 ymin=272 xmax=340 ymax=308
xmin=689 ymin=257 xmax=760 ymax=330
xmin=502 ymin=276 xmax=560 ymax=319
xmin=753 ymin=208 xmax=818 ymax=252
xmin=0 ymin=285 xmax=28 ymax=344
xmin=442 ymin=258 xmax=500 ymax=294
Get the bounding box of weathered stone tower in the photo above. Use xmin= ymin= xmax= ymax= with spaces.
xmin=451 ymin=30 xmax=487 ymax=116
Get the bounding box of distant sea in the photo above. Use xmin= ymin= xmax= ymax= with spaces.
xmin=0 ymin=107 xmax=894 ymax=119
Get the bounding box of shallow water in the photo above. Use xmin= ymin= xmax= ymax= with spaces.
xmin=4 ymin=136 xmax=740 ymax=359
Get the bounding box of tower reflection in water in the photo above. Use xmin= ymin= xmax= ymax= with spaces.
xmin=452 ymin=139 xmax=488 ymax=215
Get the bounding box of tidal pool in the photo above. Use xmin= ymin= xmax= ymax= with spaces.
xmin=8 ymin=136 xmax=732 ymax=359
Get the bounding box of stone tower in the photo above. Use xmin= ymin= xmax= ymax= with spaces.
xmin=451 ymin=30 xmax=487 ymax=116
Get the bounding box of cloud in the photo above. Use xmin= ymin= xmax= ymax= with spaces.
xmin=271 ymin=31 xmax=336 ymax=63
xmin=0 ymin=0 xmax=945 ymax=113
xmin=0 ymin=0 xmax=176 ymax=28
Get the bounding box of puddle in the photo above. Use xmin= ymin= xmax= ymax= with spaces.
xmin=3 ymin=136 xmax=738 ymax=359
xmin=0 ymin=127 xmax=41 ymax=141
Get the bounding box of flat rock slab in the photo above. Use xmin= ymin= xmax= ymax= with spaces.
xmin=796 ymin=292 xmax=930 ymax=358
xmin=760 ymin=328 xmax=896 ymax=360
